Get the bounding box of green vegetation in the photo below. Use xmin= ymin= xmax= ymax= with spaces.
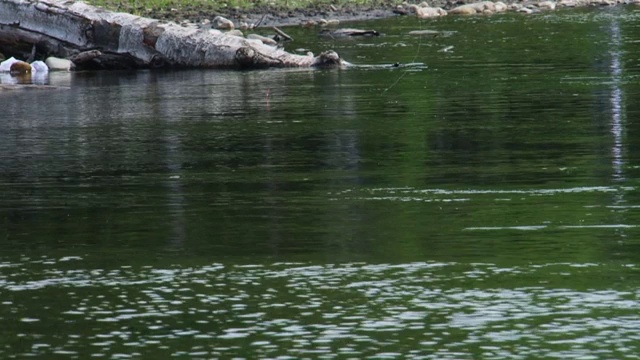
xmin=84 ymin=0 xmax=229 ymax=21
xmin=84 ymin=0 xmax=387 ymax=22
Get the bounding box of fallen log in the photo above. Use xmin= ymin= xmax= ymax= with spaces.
xmin=0 ymin=0 xmax=349 ymax=70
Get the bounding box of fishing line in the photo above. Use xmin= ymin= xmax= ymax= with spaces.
xmin=381 ymin=17 xmax=425 ymax=95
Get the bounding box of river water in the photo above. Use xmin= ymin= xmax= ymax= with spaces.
xmin=2 ymin=6 xmax=640 ymax=359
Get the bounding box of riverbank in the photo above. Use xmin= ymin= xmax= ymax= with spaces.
xmin=84 ymin=0 xmax=402 ymax=28
xmin=0 ymin=0 xmax=631 ymax=72
xmin=83 ymin=0 xmax=635 ymax=29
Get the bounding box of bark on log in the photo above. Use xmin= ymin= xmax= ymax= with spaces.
xmin=0 ymin=0 xmax=349 ymax=70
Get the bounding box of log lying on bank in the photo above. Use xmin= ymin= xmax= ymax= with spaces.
xmin=0 ymin=0 xmax=348 ymax=70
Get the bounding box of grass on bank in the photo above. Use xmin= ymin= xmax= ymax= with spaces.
xmin=84 ymin=0 xmax=388 ymax=22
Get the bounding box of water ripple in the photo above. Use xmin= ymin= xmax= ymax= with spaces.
xmin=1 ymin=259 xmax=639 ymax=358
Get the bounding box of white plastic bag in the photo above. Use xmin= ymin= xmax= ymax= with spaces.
xmin=0 ymin=57 xmax=19 ymax=72
xmin=30 ymin=60 xmax=49 ymax=73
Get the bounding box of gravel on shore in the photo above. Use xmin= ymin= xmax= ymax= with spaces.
xmin=88 ymin=0 xmax=632 ymax=30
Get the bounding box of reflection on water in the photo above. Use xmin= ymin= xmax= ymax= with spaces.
xmin=0 ymin=72 xmax=49 ymax=85
xmin=608 ymin=18 xmax=625 ymax=183
xmin=3 ymin=6 xmax=640 ymax=359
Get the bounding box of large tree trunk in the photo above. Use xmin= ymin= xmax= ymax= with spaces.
xmin=0 ymin=0 xmax=348 ymax=69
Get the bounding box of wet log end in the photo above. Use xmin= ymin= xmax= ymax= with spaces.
xmin=235 ymin=46 xmax=281 ymax=68
xmin=142 ymin=22 xmax=165 ymax=49
xmin=315 ymin=51 xmax=343 ymax=67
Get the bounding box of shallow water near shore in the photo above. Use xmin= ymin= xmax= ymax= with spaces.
xmin=3 ymin=6 xmax=640 ymax=358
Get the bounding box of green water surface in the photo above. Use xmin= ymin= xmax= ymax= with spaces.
xmin=2 ymin=7 xmax=640 ymax=358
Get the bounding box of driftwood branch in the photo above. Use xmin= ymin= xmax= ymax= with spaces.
xmin=273 ymin=26 xmax=294 ymax=42
xmin=0 ymin=0 xmax=349 ymax=70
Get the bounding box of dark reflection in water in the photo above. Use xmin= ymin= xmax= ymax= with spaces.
xmin=3 ymin=7 xmax=640 ymax=359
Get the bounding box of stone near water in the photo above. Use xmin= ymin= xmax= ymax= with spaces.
xmin=45 ymin=57 xmax=73 ymax=71
xmin=9 ymin=61 xmax=32 ymax=74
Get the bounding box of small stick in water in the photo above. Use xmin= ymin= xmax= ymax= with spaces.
xmin=273 ymin=26 xmax=293 ymax=42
